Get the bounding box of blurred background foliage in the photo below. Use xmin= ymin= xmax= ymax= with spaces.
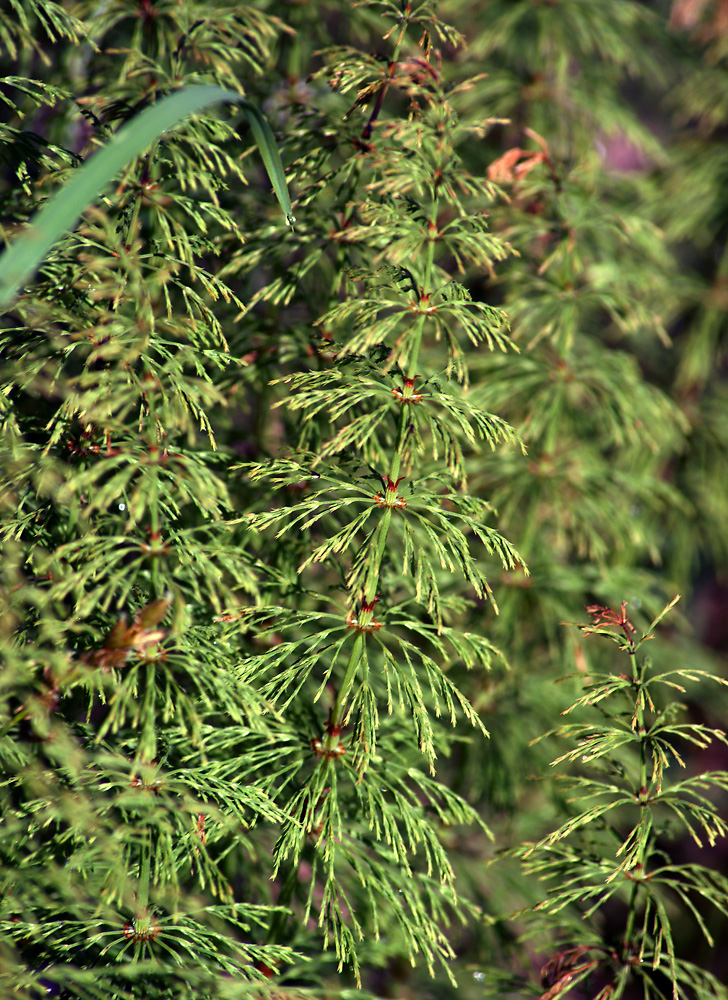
xmin=2 ymin=1 xmax=728 ymax=998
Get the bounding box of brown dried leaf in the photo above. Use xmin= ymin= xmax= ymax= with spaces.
xmin=487 ymin=148 xmax=526 ymax=183
xmin=670 ymin=0 xmax=728 ymax=40
xmin=105 ymin=616 xmax=130 ymax=649
xmin=135 ymin=595 xmax=172 ymax=630
xmin=488 ymin=148 xmax=547 ymax=184
xmin=670 ymin=0 xmax=713 ymax=30
xmin=488 ymin=129 xmax=552 ymax=185
xmin=541 ymin=946 xmax=596 ymax=991
xmin=539 ymin=966 xmax=596 ymax=1000
xmin=82 ymin=598 xmax=170 ymax=671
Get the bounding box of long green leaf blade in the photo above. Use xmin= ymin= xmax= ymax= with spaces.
xmin=0 ymin=85 xmax=294 ymax=309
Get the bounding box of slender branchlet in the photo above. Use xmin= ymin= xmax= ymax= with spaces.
xmin=508 ymin=599 xmax=728 ymax=1000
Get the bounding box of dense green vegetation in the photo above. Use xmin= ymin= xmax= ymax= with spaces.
xmin=2 ymin=2 xmax=728 ymax=998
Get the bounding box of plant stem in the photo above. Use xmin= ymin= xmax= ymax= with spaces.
xmin=0 ymin=704 xmax=29 ymax=739
xmin=145 ymin=390 xmax=163 ymax=601
xmin=325 ymin=633 xmax=365 ymax=751
xmin=137 ymin=831 xmax=151 ymax=915
xmin=621 ymin=643 xmax=650 ymax=969
xmin=329 ymin=191 xmax=440 ymax=737
xmin=363 ymin=508 xmax=393 ymax=605
xmin=362 ymin=23 xmax=407 ymax=139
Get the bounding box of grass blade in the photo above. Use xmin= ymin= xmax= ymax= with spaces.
xmin=0 ymin=85 xmax=294 ymax=309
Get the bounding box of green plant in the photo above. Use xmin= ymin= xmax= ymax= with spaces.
xmin=2 ymin=2 xmax=728 ymax=999
xmin=0 ymin=84 xmax=294 ymax=309
xmin=0 ymin=4 xmax=301 ymax=998
xmin=498 ymin=598 xmax=728 ymax=1000
xmin=1 ymin=0 xmax=521 ymax=994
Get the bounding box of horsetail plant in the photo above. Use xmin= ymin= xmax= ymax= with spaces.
xmin=0 ymin=0 xmax=524 ymax=994
xmin=221 ymin=3 xmax=529 ymax=980
xmin=502 ymin=598 xmax=728 ymax=1000
xmin=0 ymin=4 xmax=303 ymax=998
xmin=3 ymin=1 xmax=728 ymax=999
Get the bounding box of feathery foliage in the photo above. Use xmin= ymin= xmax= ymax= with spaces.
xmin=504 ymin=599 xmax=728 ymax=1000
xmin=2 ymin=1 xmax=728 ymax=999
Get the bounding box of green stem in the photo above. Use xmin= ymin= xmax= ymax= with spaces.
xmin=361 ymin=26 xmax=407 ymax=139
xmin=621 ymin=644 xmax=650 ymax=968
xmin=0 ymin=704 xmax=29 ymax=739
xmin=326 ymin=633 xmax=365 ymax=747
xmin=145 ymin=390 xmax=163 ymax=600
xmin=363 ymin=509 xmax=392 ymax=605
xmin=331 ymin=191 xmax=440 ymax=733
xmin=137 ymin=832 xmax=151 ymax=914
xmin=268 ymin=16 xmax=431 ymax=954
xmin=363 ymin=198 xmax=438 ymax=588
xmin=402 ymin=207 xmax=438 ymax=384
xmin=326 ymin=18 xmax=408 ymax=301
